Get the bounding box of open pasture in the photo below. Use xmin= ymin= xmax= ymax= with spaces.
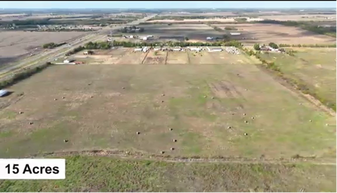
xmin=213 ymin=23 xmax=336 ymax=45
xmin=0 ymin=57 xmax=335 ymax=159
xmin=259 ymin=14 xmax=336 ymax=21
xmin=138 ymin=24 xmax=223 ymax=40
xmin=258 ymin=47 xmax=336 ymax=110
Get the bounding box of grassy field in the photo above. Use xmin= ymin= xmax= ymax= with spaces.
xmin=213 ymin=23 xmax=336 ymax=45
xmin=0 ymin=156 xmax=335 ymax=192
xmin=0 ymin=57 xmax=335 ymax=159
xmin=257 ymin=48 xmax=336 ymax=110
xmin=0 ymin=49 xmax=335 ymax=191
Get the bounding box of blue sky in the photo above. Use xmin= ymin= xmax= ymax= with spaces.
xmin=0 ymin=1 xmax=335 ymax=9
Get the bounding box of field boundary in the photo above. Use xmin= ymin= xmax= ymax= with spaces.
xmin=141 ymin=51 xmax=150 ymax=64
xmin=243 ymin=48 xmax=336 ymax=116
xmin=28 ymin=149 xmax=336 ymax=166
xmin=255 ymin=63 xmax=336 ymax=117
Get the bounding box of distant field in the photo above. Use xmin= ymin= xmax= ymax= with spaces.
xmin=213 ymin=23 xmax=336 ymax=45
xmin=0 ymin=54 xmax=335 ymax=159
xmin=146 ymin=17 xmax=264 ymax=23
xmin=0 ymin=13 xmax=96 ymax=21
xmin=0 ymin=31 xmax=88 ymax=65
xmin=138 ymin=24 xmax=223 ymax=40
xmin=257 ymin=48 xmax=336 ymax=110
xmin=259 ymin=14 xmax=336 ymax=21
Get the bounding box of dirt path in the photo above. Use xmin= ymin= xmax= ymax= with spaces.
xmin=164 ymin=52 xmax=168 ymax=65
xmin=29 ymin=150 xmax=336 ymax=166
xmin=141 ymin=51 xmax=150 ymax=64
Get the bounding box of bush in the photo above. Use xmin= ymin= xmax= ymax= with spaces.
xmin=0 ymin=62 xmax=53 ymax=89
xmin=42 ymin=42 xmax=65 ymax=49
xmin=253 ymin=43 xmax=260 ymax=50
xmin=269 ymin=42 xmax=278 ymax=49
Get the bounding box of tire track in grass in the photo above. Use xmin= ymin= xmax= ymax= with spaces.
xmin=29 ymin=149 xmax=336 ymax=166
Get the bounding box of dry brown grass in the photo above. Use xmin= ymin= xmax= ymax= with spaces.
xmin=214 ymin=23 xmax=336 ymax=44
xmin=0 ymin=31 xmax=88 ymax=64
xmin=143 ymin=50 xmax=167 ymax=65
xmin=0 ymin=54 xmax=335 ymax=159
xmin=166 ymin=51 xmax=189 ymax=65
xmin=259 ymin=14 xmax=336 ymax=21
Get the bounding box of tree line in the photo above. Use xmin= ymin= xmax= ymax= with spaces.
xmin=42 ymin=42 xmax=66 ymax=49
xmin=278 ymin=44 xmax=336 ymax=48
xmin=242 ymin=45 xmax=336 ymax=111
xmin=0 ymin=62 xmax=53 ymax=89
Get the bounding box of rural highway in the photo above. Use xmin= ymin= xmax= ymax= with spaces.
xmin=0 ymin=14 xmax=157 ymax=79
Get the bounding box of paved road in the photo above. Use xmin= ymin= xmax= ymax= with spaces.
xmin=0 ymin=14 xmax=157 ymax=79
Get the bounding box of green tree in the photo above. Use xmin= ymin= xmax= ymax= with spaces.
xmin=269 ymin=42 xmax=278 ymax=49
xmin=253 ymin=43 xmax=260 ymax=50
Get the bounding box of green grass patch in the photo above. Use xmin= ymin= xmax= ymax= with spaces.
xmin=0 ymin=130 xmax=14 ymax=138
xmin=0 ymin=156 xmax=335 ymax=192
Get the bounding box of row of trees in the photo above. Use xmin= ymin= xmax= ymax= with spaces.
xmin=253 ymin=42 xmax=279 ymax=50
xmin=85 ymin=41 xmax=111 ymax=49
xmin=278 ymin=44 xmax=336 ymax=48
xmin=243 ymin=45 xmax=336 ymax=111
xmin=0 ymin=18 xmax=128 ymax=28
xmin=0 ymin=62 xmax=53 ymax=89
xmin=65 ymin=41 xmax=114 ymax=56
xmin=42 ymin=42 xmax=65 ymax=49
xmin=112 ymin=40 xmax=243 ymax=48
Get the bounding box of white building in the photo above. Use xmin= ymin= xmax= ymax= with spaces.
xmin=154 ymin=47 xmax=161 ymax=51
xmin=63 ymin=59 xmax=70 ymax=63
xmin=134 ymin=48 xmax=143 ymax=52
xmin=142 ymin=47 xmax=149 ymax=52
xmin=230 ymin=32 xmax=241 ymax=36
xmin=188 ymin=47 xmax=203 ymax=52
xmin=172 ymin=47 xmax=182 ymax=51
xmin=207 ymin=47 xmax=223 ymax=52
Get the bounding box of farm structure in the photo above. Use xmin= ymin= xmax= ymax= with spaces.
xmin=207 ymin=47 xmax=223 ymax=52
